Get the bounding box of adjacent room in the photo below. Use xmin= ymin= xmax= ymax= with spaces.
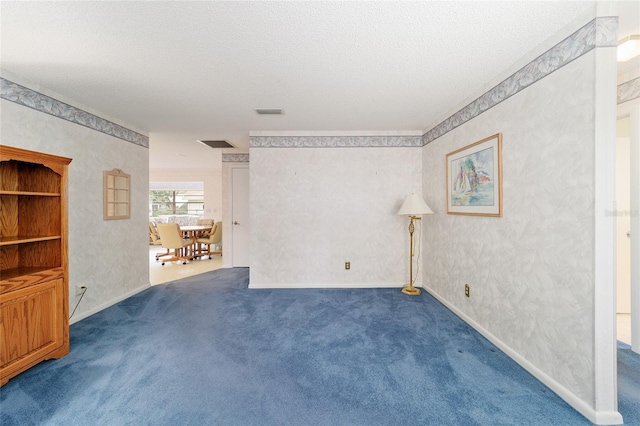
xmin=147 ymin=181 xmax=223 ymax=284
xmin=1 ymin=1 xmax=639 ymax=425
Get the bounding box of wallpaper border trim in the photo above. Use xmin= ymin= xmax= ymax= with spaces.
xmin=0 ymin=78 xmax=149 ymax=148
xmin=618 ymin=77 xmax=640 ymax=105
xmin=249 ymin=135 xmax=422 ymax=148
xmin=422 ymin=16 xmax=618 ymax=146
xmin=222 ymin=153 xmax=250 ymax=162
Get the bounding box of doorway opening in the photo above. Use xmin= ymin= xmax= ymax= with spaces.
xmin=148 ymin=181 xmax=221 ymax=284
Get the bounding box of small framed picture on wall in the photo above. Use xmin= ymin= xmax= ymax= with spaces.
xmin=446 ymin=133 xmax=502 ymax=217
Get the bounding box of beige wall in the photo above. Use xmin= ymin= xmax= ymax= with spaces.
xmin=249 ymin=144 xmax=423 ymax=288
xmin=1 ymin=93 xmax=150 ymax=322
xmin=422 ymin=49 xmax=600 ymax=409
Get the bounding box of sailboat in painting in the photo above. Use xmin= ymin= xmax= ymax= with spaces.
xmin=453 ymin=165 xmax=472 ymax=196
xmin=451 ymin=156 xmax=492 ymax=206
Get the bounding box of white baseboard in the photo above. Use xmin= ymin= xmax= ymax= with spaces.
xmin=69 ymin=283 xmax=151 ymax=325
xmin=422 ymin=285 xmax=623 ymax=426
xmin=248 ymin=282 xmax=405 ymax=289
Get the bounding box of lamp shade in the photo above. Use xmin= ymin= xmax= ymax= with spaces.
xmin=397 ymin=193 xmax=433 ymax=216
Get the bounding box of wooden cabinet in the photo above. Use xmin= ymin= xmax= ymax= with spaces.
xmin=0 ymin=145 xmax=72 ymax=386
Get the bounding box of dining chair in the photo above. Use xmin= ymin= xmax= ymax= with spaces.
xmin=156 ymin=223 xmax=195 ymax=265
xmin=195 ymin=221 xmax=222 ymax=259
xmin=149 ymin=221 xmax=161 ymax=245
xmin=196 ymin=218 xmax=214 ymax=227
xmin=196 ymin=218 xmax=214 ymax=236
xmin=150 ymin=220 xmax=173 ymax=261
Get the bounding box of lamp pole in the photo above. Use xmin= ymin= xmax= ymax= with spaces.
xmin=397 ymin=193 xmax=432 ymax=296
xmin=402 ymin=215 xmax=421 ymax=296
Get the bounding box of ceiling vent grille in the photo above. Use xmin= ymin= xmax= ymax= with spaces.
xmin=197 ymin=140 xmax=235 ymax=149
xmin=255 ymin=108 xmax=283 ymax=115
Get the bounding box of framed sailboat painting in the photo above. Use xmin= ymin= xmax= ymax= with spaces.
xmin=446 ymin=133 xmax=502 ymax=217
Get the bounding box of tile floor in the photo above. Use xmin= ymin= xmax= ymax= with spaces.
xmin=149 ymin=245 xmax=222 ymax=285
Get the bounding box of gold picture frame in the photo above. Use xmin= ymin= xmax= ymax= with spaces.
xmin=446 ymin=133 xmax=502 ymax=217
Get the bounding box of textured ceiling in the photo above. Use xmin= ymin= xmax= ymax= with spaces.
xmin=1 ymin=1 xmax=637 ymax=168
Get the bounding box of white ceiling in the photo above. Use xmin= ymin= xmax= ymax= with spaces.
xmin=1 ymin=1 xmax=638 ymax=169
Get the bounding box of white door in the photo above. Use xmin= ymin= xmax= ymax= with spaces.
xmin=231 ymin=167 xmax=250 ymax=267
xmin=617 ymin=129 xmax=631 ymax=314
xmin=617 ymin=104 xmax=640 ymax=355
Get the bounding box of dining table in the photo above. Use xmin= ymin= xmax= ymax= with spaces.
xmin=179 ymin=225 xmax=212 ymax=258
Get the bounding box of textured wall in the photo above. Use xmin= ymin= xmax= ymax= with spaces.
xmin=1 ymin=99 xmax=149 ymax=320
xmin=250 ymin=146 xmax=422 ymax=287
xmin=421 ymin=52 xmax=596 ymax=403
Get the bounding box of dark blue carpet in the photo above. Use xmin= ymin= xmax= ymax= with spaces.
xmin=618 ymin=341 xmax=640 ymax=425
xmin=1 ymin=268 xmax=636 ymax=425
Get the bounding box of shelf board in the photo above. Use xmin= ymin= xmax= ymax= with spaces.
xmin=0 ymin=235 xmax=61 ymax=246
xmin=0 ymin=191 xmax=61 ymax=197
xmin=0 ymin=266 xmax=62 ymax=283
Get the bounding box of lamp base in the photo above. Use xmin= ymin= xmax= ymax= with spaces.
xmin=401 ymin=285 xmax=421 ymax=296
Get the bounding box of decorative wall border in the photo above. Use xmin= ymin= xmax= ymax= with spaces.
xmin=0 ymin=78 xmax=149 ymax=148
xmin=222 ymin=153 xmax=249 ymax=162
xmin=423 ymin=16 xmax=618 ymax=145
xmin=249 ymin=135 xmax=422 ymax=148
xmin=618 ymin=77 xmax=640 ymax=105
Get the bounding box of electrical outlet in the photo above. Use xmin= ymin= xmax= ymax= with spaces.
xmin=464 ymin=284 xmax=470 ymax=298
xmin=345 ymin=261 xmax=350 ymax=270
xmin=75 ymin=285 xmax=87 ymax=296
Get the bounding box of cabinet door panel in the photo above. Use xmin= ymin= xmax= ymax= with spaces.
xmin=0 ymin=279 xmax=64 ymax=378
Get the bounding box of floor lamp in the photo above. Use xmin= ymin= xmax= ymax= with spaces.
xmin=397 ymin=193 xmax=433 ymax=295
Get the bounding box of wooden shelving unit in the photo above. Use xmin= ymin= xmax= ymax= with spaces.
xmin=0 ymin=145 xmax=72 ymax=386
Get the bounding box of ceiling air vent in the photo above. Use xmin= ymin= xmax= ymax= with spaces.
xmin=197 ymin=140 xmax=235 ymax=149
xmin=255 ymin=108 xmax=283 ymax=115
